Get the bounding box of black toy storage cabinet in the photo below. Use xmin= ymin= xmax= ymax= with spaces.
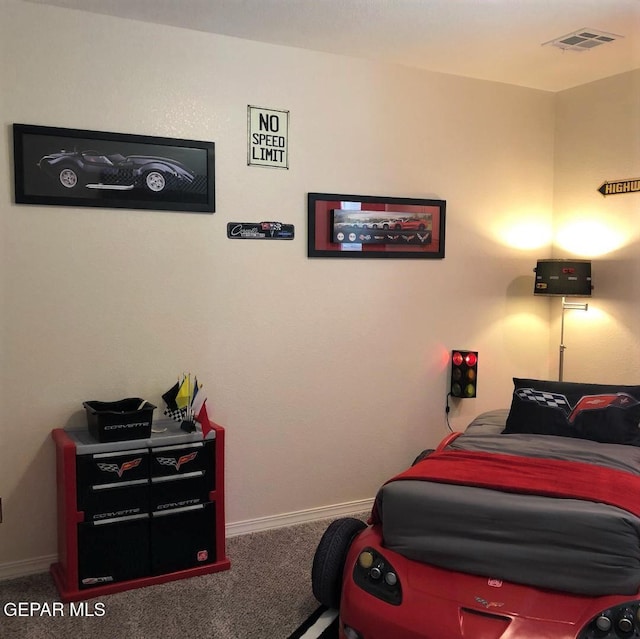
xmin=51 ymin=421 xmax=230 ymax=602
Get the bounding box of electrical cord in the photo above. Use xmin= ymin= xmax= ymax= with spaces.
xmin=445 ymin=392 xmax=453 ymax=431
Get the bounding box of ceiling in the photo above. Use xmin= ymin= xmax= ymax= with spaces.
xmin=26 ymin=0 xmax=640 ymax=91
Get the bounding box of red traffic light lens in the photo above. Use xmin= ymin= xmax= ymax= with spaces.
xmin=452 ymin=352 xmax=464 ymax=366
xmin=465 ymin=353 xmax=477 ymax=367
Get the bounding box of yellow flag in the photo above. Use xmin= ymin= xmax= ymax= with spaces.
xmin=175 ymin=375 xmax=192 ymax=409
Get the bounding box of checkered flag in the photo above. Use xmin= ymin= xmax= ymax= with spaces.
xmin=163 ymin=406 xmax=185 ymax=422
xmin=515 ymin=388 xmax=571 ymax=414
xmin=162 ymin=379 xmax=187 ymax=422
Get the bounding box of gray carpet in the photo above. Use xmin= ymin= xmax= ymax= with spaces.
xmin=1 ymin=514 xmax=366 ymax=639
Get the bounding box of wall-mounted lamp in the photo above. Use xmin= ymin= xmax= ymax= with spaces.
xmin=450 ymin=350 xmax=478 ymax=398
xmin=533 ymin=259 xmax=592 ymax=381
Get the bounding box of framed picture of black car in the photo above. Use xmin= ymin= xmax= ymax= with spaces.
xmin=13 ymin=124 xmax=215 ymax=213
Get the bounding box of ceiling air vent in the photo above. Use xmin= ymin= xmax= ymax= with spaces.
xmin=542 ymin=28 xmax=623 ymax=52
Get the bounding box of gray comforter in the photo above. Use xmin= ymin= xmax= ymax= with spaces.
xmin=376 ymin=411 xmax=640 ymax=595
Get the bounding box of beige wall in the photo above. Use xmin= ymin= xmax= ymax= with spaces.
xmin=553 ymin=70 xmax=640 ymax=383
xmin=1 ymin=0 xmax=556 ymax=566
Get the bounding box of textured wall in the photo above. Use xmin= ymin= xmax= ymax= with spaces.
xmin=553 ymin=71 xmax=640 ymax=383
xmin=0 ymin=0 xmax=554 ymax=565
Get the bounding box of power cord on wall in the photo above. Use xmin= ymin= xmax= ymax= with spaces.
xmin=445 ymin=392 xmax=453 ymax=431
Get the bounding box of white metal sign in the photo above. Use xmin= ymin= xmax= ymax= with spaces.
xmin=248 ymin=106 xmax=289 ymax=169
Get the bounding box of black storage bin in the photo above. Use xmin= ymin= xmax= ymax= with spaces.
xmin=83 ymin=398 xmax=156 ymax=443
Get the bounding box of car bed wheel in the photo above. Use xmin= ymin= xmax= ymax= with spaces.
xmin=144 ymin=170 xmax=167 ymax=193
xmin=312 ymin=517 xmax=366 ymax=609
xmin=58 ymin=167 xmax=79 ymax=189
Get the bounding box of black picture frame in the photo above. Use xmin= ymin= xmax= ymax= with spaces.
xmin=13 ymin=124 xmax=215 ymax=213
xmin=308 ymin=192 xmax=446 ymax=259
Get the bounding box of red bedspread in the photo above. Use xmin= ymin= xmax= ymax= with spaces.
xmin=371 ymin=450 xmax=640 ymax=523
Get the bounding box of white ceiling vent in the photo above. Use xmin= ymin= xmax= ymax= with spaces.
xmin=542 ymin=28 xmax=623 ymax=52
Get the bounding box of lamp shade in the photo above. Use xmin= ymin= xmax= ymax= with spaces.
xmin=533 ymin=259 xmax=592 ymax=296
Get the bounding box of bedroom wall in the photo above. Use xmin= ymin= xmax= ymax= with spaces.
xmin=0 ymin=0 xmax=554 ymax=569
xmin=553 ymin=70 xmax=640 ymax=383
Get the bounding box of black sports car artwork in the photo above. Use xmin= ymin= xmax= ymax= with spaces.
xmin=13 ymin=124 xmax=215 ymax=213
xmin=38 ymin=149 xmax=196 ymax=194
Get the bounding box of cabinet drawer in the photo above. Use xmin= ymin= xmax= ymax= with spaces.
xmin=78 ymin=481 xmax=149 ymax=522
xmin=77 ymin=448 xmax=149 ymax=486
xmin=150 ymin=473 xmax=212 ymax=512
xmin=150 ymin=503 xmax=215 ymax=575
xmin=77 ymin=514 xmax=150 ymax=589
xmin=150 ymin=441 xmax=214 ymax=479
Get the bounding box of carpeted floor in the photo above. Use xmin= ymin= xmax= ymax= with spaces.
xmin=1 ymin=514 xmax=366 ymax=639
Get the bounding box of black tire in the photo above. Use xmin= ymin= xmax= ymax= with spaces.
xmin=311 ymin=517 xmax=366 ymax=608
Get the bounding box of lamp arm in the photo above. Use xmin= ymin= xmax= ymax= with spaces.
xmin=559 ymin=296 xmax=566 ymax=382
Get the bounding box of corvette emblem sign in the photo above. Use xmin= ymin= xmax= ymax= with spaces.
xmin=155 ymin=451 xmax=198 ymax=471
xmin=475 ymin=596 xmax=504 ymax=609
xmin=96 ymin=458 xmax=142 ymax=478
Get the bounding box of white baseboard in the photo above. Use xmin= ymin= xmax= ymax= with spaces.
xmin=0 ymin=554 xmax=57 ymax=582
xmin=225 ymin=497 xmax=374 ymax=537
xmin=0 ymin=498 xmax=374 ymax=581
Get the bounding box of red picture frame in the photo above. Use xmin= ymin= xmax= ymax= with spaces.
xmin=307 ymin=192 xmax=446 ymax=259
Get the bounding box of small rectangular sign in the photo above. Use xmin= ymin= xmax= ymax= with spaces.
xmin=598 ymin=178 xmax=640 ymax=196
xmin=227 ymin=222 xmax=294 ymax=240
xmin=248 ymin=106 xmax=289 ymax=169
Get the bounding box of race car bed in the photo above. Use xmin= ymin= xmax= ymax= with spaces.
xmin=312 ymin=378 xmax=640 ymax=639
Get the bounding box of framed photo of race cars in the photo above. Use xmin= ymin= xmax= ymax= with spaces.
xmin=13 ymin=124 xmax=215 ymax=213
xmin=307 ymin=192 xmax=446 ymax=259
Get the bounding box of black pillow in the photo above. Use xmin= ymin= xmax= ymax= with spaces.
xmin=504 ymin=378 xmax=640 ymax=445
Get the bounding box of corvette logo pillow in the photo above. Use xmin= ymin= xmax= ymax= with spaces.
xmin=504 ymin=378 xmax=640 ymax=445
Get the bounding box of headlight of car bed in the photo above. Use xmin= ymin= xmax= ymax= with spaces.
xmin=579 ymin=600 xmax=640 ymax=638
xmin=352 ymin=547 xmax=402 ymax=605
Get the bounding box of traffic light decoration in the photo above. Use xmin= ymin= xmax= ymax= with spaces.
xmin=450 ymin=351 xmax=478 ymax=398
